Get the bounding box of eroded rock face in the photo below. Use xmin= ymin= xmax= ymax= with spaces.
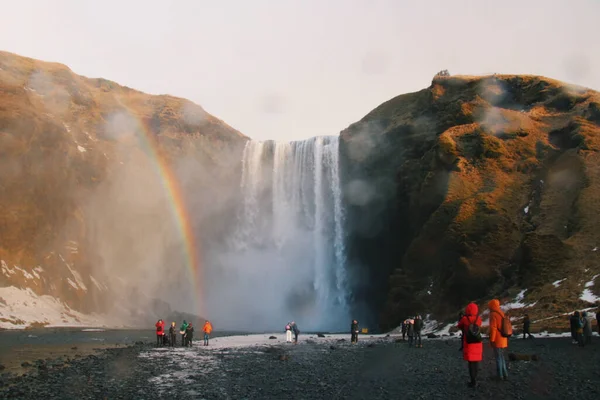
xmin=0 ymin=51 xmax=247 ymax=327
xmin=340 ymin=75 xmax=600 ymax=330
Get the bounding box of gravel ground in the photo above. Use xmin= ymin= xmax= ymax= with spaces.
xmin=1 ymin=335 xmax=599 ymax=399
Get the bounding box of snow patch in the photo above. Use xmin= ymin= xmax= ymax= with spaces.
xmin=66 ymin=278 xmax=79 ymax=290
xmin=61 ymin=254 xmax=87 ymax=291
xmin=1 ymin=260 xmax=16 ymax=276
xmin=580 ymin=289 xmax=599 ymax=303
xmin=552 ymin=278 xmax=566 ymax=288
xmin=90 ymin=275 xmax=107 ymax=291
xmin=524 ymin=205 xmax=529 ymax=214
xmin=502 ymin=289 xmax=535 ymax=310
xmin=0 ymin=286 xmax=109 ymax=329
xmin=584 ymin=275 xmax=598 ymax=288
xmin=77 ymin=145 xmax=86 ymax=153
xmin=63 ymin=122 xmax=71 ymax=132
xmin=592 ymin=247 xmax=598 ymax=252
xmin=13 ymin=266 xmax=35 ymax=280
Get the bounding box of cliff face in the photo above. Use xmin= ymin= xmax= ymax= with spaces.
xmin=340 ymin=75 xmax=600 ymax=330
xmin=0 ymin=51 xmax=247 ymax=327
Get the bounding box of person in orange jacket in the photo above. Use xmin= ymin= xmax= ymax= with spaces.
xmin=488 ymin=299 xmax=509 ymax=381
xmin=203 ymin=320 xmax=213 ymax=346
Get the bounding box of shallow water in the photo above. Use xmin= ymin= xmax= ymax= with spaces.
xmin=0 ymin=328 xmax=245 ymax=375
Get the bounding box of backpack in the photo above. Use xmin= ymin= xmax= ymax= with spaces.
xmin=465 ymin=316 xmax=482 ymax=344
xmin=495 ymin=311 xmax=513 ymax=338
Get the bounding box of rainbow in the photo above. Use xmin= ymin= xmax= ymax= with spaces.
xmin=118 ymin=106 xmax=203 ymax=316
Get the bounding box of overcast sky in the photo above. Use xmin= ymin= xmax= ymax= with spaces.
xmin=1 ymin=0 xmax=599 ymax=141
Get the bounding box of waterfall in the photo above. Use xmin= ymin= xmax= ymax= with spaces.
xmin=221 ymin=136 xmax=348 ymax=331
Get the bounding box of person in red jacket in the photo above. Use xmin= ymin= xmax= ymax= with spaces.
xmin=457 ymin=303 xmax=483 ymax=388
xmin=155 ymin=319 xmax=165 ymax=347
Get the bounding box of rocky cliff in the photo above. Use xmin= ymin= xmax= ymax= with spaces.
xmin=340 ymin=74 xmax=600 ymax=331
xmin=0 ymin=51 xmax=247 ymax=328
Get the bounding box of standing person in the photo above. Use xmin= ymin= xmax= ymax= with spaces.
xmin=169 ymin=322 xmax=177 ymax=348
xmin=180 ymin=320 xmax=189 ymax=346
xmin=155 ymin=319 xmax=165 ymax=347
xmin=185 ymin=323 xmax=194 ymax=347
xmin=350 ymin=320 xmax=359 ymax=344
xmin=414 ymin=315 xmax=423 ymax=348
xmin=291 ymin=321 xmax=300 ymax=344
xmin=575 ymin=311 xmax=585 ymax=347
xmin=406 ymin=318 xmax=415 ymax=347
xmin=457 ymin=303 xmax=483 ymax=388
xmin=583 ymin=312 xmax=593 ymax=345
xmin=203 ymin=320 xmax=213 ymax=346
xmin=285 ymin=322 xmax=292 ymax=343
xmin=489 ymin=299 xmax=510 ymax=381
xmin=569 ymin=312 xmax=579 ymax=344
xmin=522 ymin=314 xmax=533 ymax=339
xmin=401 ymin=320 xmax=407 ymax=341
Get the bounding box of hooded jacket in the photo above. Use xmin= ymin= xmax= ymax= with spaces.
xmin=457 ymin=303 xmax=483 ymax=362
xmin=155 ymin=320 xmax=165 ymax=334
xmin=488 ymin=299 xmax=508 ymax=348
xmin=180 ymin=320 xmax=189 ymax=333
xmin=203 ymin=321 xmax=213 ymax=334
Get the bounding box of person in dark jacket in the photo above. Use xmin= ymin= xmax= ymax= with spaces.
xmin=185 ymin=323 xmax=194 ymax=347
xmin=575 ymin=311 xmax=584 ymax=347
xmin=569 ymin=312 xmax=579 ymax=344
xmin=406 ymin=318 xmax=415 ymax=347
xmin=350 ymin=320 xmax=359 ymax=343
xmin=401 ymin=320 xmax=407 ymax=341
xmin=169 ymin=322 xmax=177 ymax=347
xmin=414 ymin=315 xmax=423 ymax=348
xmin=583 ymin=311 xmax=593 ymax=345
xmin=522 ymin=314 xmax=533 ymax=339
xmin=291 ymin=321 xmax=300 ymax=344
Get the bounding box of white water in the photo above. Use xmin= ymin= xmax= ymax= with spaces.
xmin=212 ymin=136 xmax=348 ymax=331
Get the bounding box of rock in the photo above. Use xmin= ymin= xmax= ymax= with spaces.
xmin=21 ymin=362 xmax=32 ymax=368
xmin=367 ymin=343 xmax=376 ymax=348
xmin=0 ymin=365 xmax=4 ymax=371
xmin=329 ymin=345 xmax=336 ymax=350
xmin=317 ymin=333 xmax=326 ymax=338
xmin=269 ymin=336 xmax=277 ymax=339
xmin=337 ymin=339 xmax=346 ymax=342
xmin=71 ymin=347 xmax=77 ymax=350
xmin=385 ymin=334 xmax=390 ymax=337
xmin=427 ymin=333 xmax=438 ymax=339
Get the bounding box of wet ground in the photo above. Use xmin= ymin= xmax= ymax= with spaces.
xmin=0 ymin=328 xmax=241 ymax=375
xmin=1 ymin=333 xmax=600 ymax=399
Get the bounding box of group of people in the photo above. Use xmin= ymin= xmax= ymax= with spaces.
xmin=154 ymin=319 xmax=214 ymax=347
xmin=400 ymin=315 xmax=424 ymax=348
xmin=284 ymin=321 xmax=300 ymax=343
xmin=569 ymin=310 xmax=600 ymax=346
xmin=458 ymin=302 xmax=600 ymax=388
xmin=457 ymin=299 xmax=513 ymax=388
